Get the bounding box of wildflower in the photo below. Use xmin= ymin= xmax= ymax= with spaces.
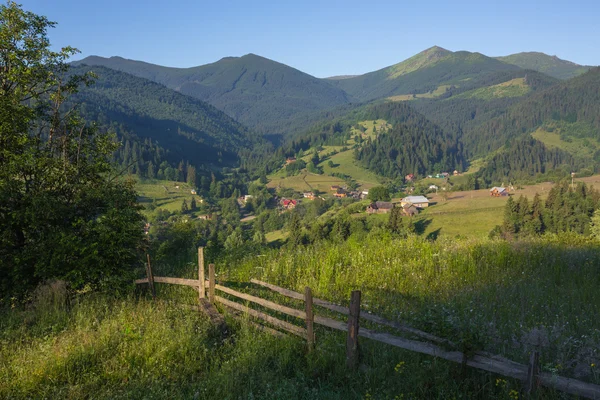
xmin=395 ymin=361 xmax=406 ymax=373
xmin=592 ymin=363 xmax=596 ymax=368
xmin=509 ymin=389 xmax=519 ymax=399
xmin=495 ymin=378 xmax=507 ymax=387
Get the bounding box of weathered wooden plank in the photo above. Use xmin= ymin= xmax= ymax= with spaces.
xmin=346 ymin=290 xmax=361 ymax=369
xmin=146 ymin=254 xmax=156 ymax=299
xmin=198 ymin=298 xmax=227 ymax=334
xmin=198 ymin=247 xmax=205 ymax=299
xmin=305 ymin=287 xmax=315 ymax=351
xmin=250 ymin=279 xmax=452 ymax=346
xmin=208 ymin=264 xmax=215 ymax=303
xmin=216 ymin=295 xmax=306 ymax=338
xmin=214 ymin=284 xmax=307 ymax=319
xmin=151 ymin=276 xmax=201 ymax=287
xmin=134 ymin=278 xmax=149 ymax=284
xmin=539 ymin=372 xmax=600 ymax=399
xmin=526 ymin=351 xmax=540 ymax=394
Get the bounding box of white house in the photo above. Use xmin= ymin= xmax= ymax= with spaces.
xmin=400 ymin=195 xmax=430 ymax=208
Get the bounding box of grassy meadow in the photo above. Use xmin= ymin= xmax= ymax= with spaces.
xmin=3 ymin=235 xmax=599 ymax=399
xmin=136 ymin=179 xmax=204 ymax=216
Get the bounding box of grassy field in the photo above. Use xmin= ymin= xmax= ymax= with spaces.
xmin=136 ymin=179 xmax=204 ymax=216
xmin=532 ymin=127 xmax=600 ymax=158
xmin=454 ymin=78 xmax=529 ymax=100
xmin=386 ymin=85 xmax=452 ymax=102
xmin=269 ymin=120 xmax=388 ymax=193
xmin=3 ymin=235 xmax=599 ymax=399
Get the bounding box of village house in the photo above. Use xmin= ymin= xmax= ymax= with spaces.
xmin=400 ymin=195 xmax=430 ymax=208
xmin=366 ymin=201 xmax=394 ymax=214
xmin=330 ymin=185 xmax=341 ymax=191
xmin=360 ymin=190 xmax=369 ymax=200
xmin=453 ymin=170 xmax=460 ymax=176
xmin=285 ymin=157 xmax=297 ymax=165
xmin=237 ymin=194 xmax=254 ymax=206
xmin=490 ymin=187 xmax=508 ymax=197
xmin=402 ymin=204 xmax=419 ymax=217
xmin=429 ymin=184 xmax=438 ymax=190
xmin=405 ymin=173 xmax=415 ymax=182
xmin=281 ymin=198 xmax=298 ymax=210
xmin=198 ymin=214 xmax=213 ymax=221
xmin=190 ymin=189 xmax=197 ymax=195
xmin=348 ymin=191 xmax=361 ymax=199
xmin=303 ymin=192 xmax=315 ymax=200
xmin=333 ymin=188 xmax=347 ymax=198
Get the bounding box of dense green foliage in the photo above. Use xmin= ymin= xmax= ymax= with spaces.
xmin=354 ymin=103 xmax=464 ymax=179
xmin=496 ymin=52 xmax=592 ymax=79
xmin=69 ymin=65 xmax=272 ymax=175
xmin=0 ymin=2 xmax=145 ymax=295
xmin=73 ymin=54 xmax=351 ymax=134
xmin=496 ymin=181 xmax=600 ymax=238
xmin=464 ymin=67 xmax=600 ymax=157
xmin=476 ymin=137 xmax=577 ymax=184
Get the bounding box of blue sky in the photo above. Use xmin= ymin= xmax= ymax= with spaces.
xmin=18 ymin=0 xmax=600 ymax=78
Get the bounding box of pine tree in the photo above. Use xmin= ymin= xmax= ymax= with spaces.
xmin=187 ymin=165 xmax=196 ymax=186
xmin=147 ymin=161 xmax=155 ymax=179
xmin=181 ymin=199 xmax=188 ymax=213
xmin=190 ymin=197 xmax=197 ymax=211
xmin=387 ymin=207 xmax=404 ymax=235
xmin=287 ymin=212 xmax=303 ymax=247
xmin=502 ymin=197 xmax=518 ymax=238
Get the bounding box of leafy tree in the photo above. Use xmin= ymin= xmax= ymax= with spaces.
xmin=286 ymin=212 xmax=303 ymax=247
xmin=387 ymin=207 xmax=404 ymax=235
xmin=224 ymin=228 xmax=244 ymax=250
xmin=589 ymin=209 xmax=600 ymax=239
xmin=368 ymin=186 xmax=391 ymax=202
xmin=0 ymin=2 xmax=145 ymax=295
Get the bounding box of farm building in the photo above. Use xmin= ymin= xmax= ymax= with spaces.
xmin=285 ymin=157 xmax=297 ymax=165
xmin=281 ymin=198 xmax=298 ymax=210
xmin=405 ymin=174 xmax=415 ymax=182
xmin=190 ymin=189 xmax=197 ymax=195
xmin=303 ymin=192 xmax=315 ymax=200
xmin=402 ymin=204 xmax=419 ymax=217
xmin=400 ymin=195 xmax=430 ymax=208
xmin=490 ymin=187 xmax=508 ymax=197
xmin=366 ymin=201 xmax=394 ymax=214
xmin=333 ymin=188 xmax=347 ymax=198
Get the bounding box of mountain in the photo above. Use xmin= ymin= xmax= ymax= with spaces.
xmin=464 ymin=67 xmax=600 ymax=157
xmin=327 ymin=46 xmax=521 ymax=101
xmin=495 ymin=52 xmax=592 ymax=80
xmin=70 ymin=65 xmax=268 ymax=174
xmin=73 ymin=54 xmax=352 ymax=134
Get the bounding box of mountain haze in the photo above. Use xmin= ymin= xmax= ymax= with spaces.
xmin=495 ymin=52 xmax=592 ymax=79
xmin=73 ymin=54 xmax=352 ymax=134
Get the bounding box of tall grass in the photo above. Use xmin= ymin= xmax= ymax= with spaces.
xmin=1 ymin=234 xmax=599 ymax=398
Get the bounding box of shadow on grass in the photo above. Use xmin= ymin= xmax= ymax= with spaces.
xmin=413 ymin=218 xmax=432 ymax=235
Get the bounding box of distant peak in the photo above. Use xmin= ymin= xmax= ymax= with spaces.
xmin=422 ymin=45 xmax=451 ymax=54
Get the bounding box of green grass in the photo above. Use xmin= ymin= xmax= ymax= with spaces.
xmin=2 ymin=235 xmax=600 ymax=398
xmin=319 ymin=150 xmax=381 ymax=188
xmin=386 ymin=85 xmax=452 ymax=101
xmin=453 ymin=78 xmax=530 ymax=100
xmin=267 ymin=172 xmax=346 ymax=193
xmin=531 ymin=123 xmax=600 ymax=158
xmin=136 ymin=179 xmax=203 ymax=216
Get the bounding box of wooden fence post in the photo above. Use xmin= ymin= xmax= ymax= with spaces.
xmin=198 ymin=247 xmax=205 ymax=300
xmin=208 ymin=264 xmax=215 ymax=303
xmin=145 ymin=254 xmax=156 ymax=299
xmin=304 ymin=286 xmax=314 ymax=352
xmin=526 ymin=350 xmax=540 ymax=395
xmin=346 ymin=290 xmax=361 ymax=369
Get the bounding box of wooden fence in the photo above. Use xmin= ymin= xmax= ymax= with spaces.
xmin=135 ymin=248 xmax=600 ymax=400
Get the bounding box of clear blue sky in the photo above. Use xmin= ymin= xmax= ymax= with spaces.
xmin=17 ymin=0 xmax=600 ymax=78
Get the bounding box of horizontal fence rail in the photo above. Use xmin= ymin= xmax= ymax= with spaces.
xmin=135 ymin=248 xmax=600 ymax=400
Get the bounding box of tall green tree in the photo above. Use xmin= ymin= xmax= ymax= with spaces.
xmin=0 ymin=2 xmax=145 ymax=295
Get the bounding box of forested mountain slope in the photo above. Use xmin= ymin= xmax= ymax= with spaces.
xmin=464 ymin=67 xmax=600 ymax=157
xmin=353 ymin=103 xmax=465 ymax=178
xmin=73 ymin=54 xmax=351 ymax=134
xmin=327 ymin=46 xmax=521 ymax=101
xmin=71 ymin=66 xmax=268 ymax=174
xmin=495 ymin=52 xmax=592 ymax=79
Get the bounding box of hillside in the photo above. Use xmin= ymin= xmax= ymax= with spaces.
xmin=70 ymin=65 xmax=267 ymax=172
xmin=73 ymin=54 xmax=352 ymax=134
xmin=464 ymin=67 xmax=600 ymax=157
xmin=328 ymin=46 xmax=521 ymax=101
xmin=495 ymin=52 xmax=592 ymax=79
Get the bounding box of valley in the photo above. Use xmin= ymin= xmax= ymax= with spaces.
xmin=3 ymin=2 xmax=600 ymax=399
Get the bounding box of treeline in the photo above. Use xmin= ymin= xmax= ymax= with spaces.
xmin=493 ymin=181 xmax=600 ymax=238
xmin=354 ymin=104 xmax=464 ymax=179
xmin=464 ymin=67 xmax=600 ymax=156
xmin=476 ymin=137 xmax=580 ymax=185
